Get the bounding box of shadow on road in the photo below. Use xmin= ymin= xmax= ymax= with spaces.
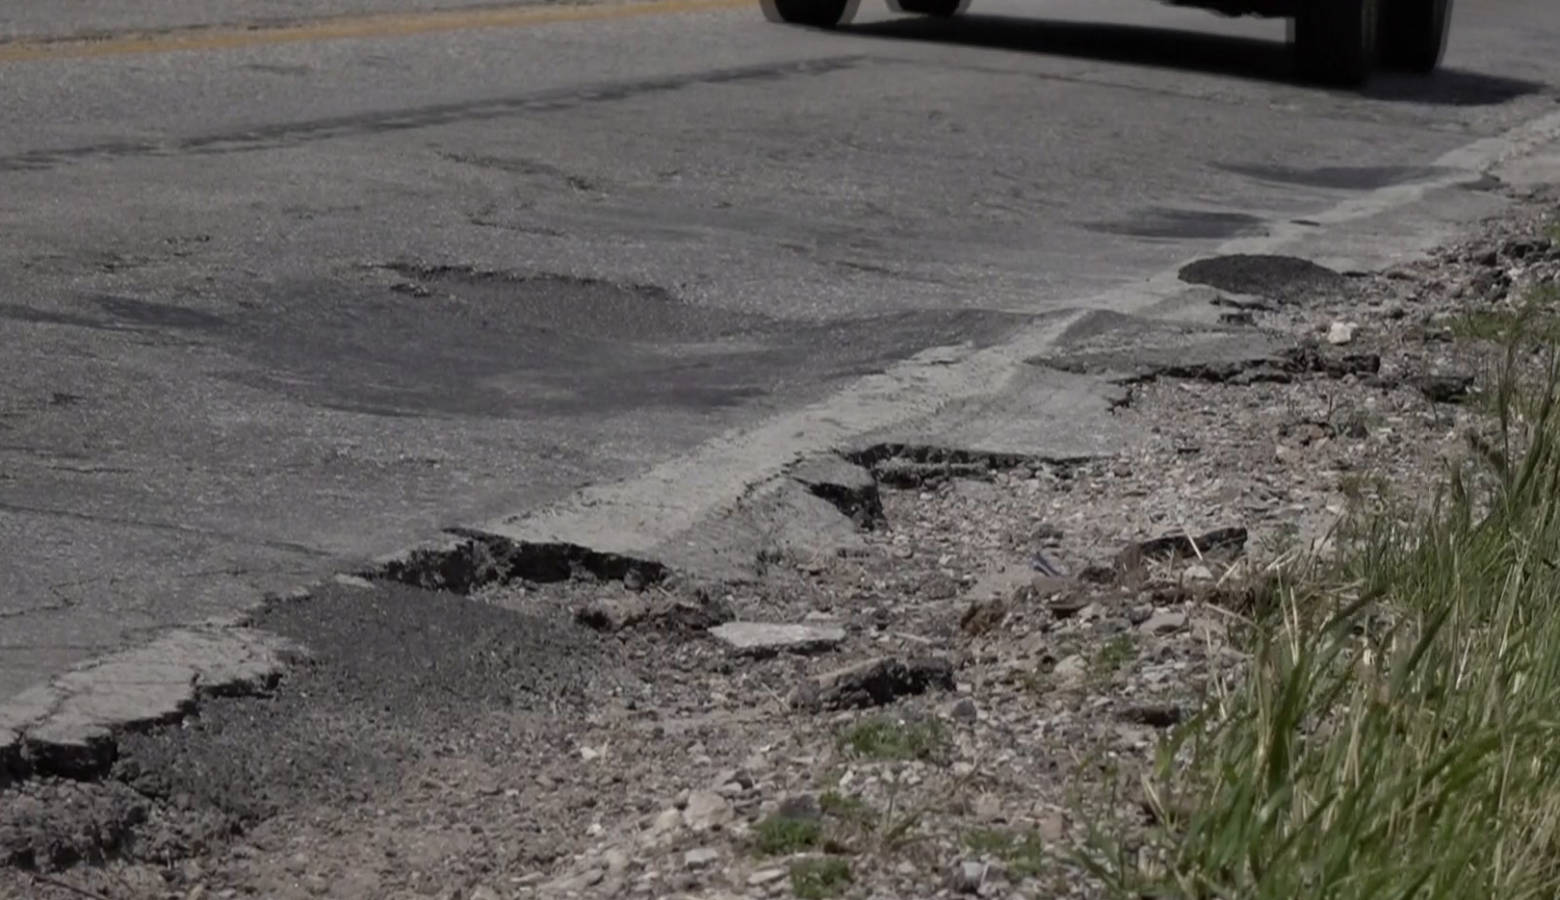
xmin=841 ymin=15 xmax=1548 ymax=105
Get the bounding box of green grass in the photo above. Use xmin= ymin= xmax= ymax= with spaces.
xmin=964 ymin=827 xmax=1048 ymax=878
xmin=790 ymin=858 xmax=853 ymax=899
xmin=838 ymin=715 xmax=950 ymax=763
xmin=1083 ymin=324 xmax=1560 ymax=898
xmin=819 ymin=790 xmax=875 ymax=828
xmin=1449 ymin=285 xmax=1560 ymax=344
xmin=755 ymin=814 xmax=824 ymax=856
xmin=1091 ymin=634 xmax=1138 ymax=677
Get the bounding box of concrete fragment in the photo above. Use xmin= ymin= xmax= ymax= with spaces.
xmin=709 ymin=622 xmax=845 ymax=656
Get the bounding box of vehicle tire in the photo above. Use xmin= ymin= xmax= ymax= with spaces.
xmin=761 ymin=0 xmax=852 ymax=27
xmin=1376 ymin=0 xmax=1452 ymax=72
xmin=1292 ymin=0 xmax=1380 ymax=87
xmin=890 ymin=0 xmax=965 ymax=16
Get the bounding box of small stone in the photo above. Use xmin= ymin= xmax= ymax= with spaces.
xmin=748 ymin=868 xmax=786 ymax=887
xmin=470 ymin=888 xmax=502 ymax=900
xmin=580 ymin=869 xmax=606 ymax=888
xmin=586 ymin=822 xmax=605 ymax=837
xmin=1183 ymin=564 xmax=1214 ymax=583
xmin=684 ymin=848 xmax=720 ymax=870
xmin=652 ymin=807 xmax=683 ymax=835
xmin=603 ymin=848 xmax=631 ymax=875
xmin=682 ymin=791 xmax=734 ymax=832
xmin=950 ymin=698 xmax=979 ymax=722
xmin=1326 ymin=321 xmax=1358 ymax=345
xmin=302 ymin=875 xmax=330 ymax=896
xmin=952 ymin=860 xmax=989 ymax=894
xmin=708 ymin=622 xmax=845 ymax=656
xmin=960 ymin=598 xmax=1007 ymax=635
xmin=285 ymin=853 xmax=310 ymax=875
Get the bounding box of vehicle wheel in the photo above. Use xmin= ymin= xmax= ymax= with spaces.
xmin=761 ymin=0 xmax=852 ymax=27
xmin=1376 ymin=0 xmax=1452 ymax=72
xmin=890 ymin=0 xmax=965 ymax=16
xmin=1292 ymin=0 xmax=1380 ymax=87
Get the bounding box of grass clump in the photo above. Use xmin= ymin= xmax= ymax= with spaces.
xmin=790 ymin=857 xmax=852 ymax=899
xmin=755 ymin=814 xmax=824 ymax=856
xmin=1091 ymin=634 xmax=1138 ymax=676
xmin=964 ymin=827 xmax=1048 ymax=877
xmin=1090 ymin=327 xmax=1560 ymax=898
xmin=819 ymin=790 xmax=875 ymax=828
xmin=838 ymin=715 xmax=950 ymax=762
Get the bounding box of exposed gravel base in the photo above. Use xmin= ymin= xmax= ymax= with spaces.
xmin=2 ymin=187 xmax=1558 ymax=900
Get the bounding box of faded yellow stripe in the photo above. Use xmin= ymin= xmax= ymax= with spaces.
xmin=0 ymin=0 xmax=751 ymax=64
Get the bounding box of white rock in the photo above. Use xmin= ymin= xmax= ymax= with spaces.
xmin=1053 ymin=654 xmax=1087 ymax=684
xmin=1327 ymin=320 xmax=1359 ymax=345
xmin=682 ymin=791 xmax=734 ymax=832
xmin=1183 ymin=564 xmax=1214 ymax=582
xmin=684 ymin=847 xmax=720 ymax=870
xmin=1139 ymin=611 xmax=1188 ymax=636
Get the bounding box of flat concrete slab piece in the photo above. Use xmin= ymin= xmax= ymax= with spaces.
xmin=708 ymin=622 xmax=846 ymax=656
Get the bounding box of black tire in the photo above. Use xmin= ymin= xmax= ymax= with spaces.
xmin=1376 ymin=0 xmax=1452 ymax=73
xmin=891 ymin=0 xmax=964 ymax=16
xmin=761 ymin=0 xmax=851 ymax=26
xmin=1292 ymin=0 xmax=1380 ymax=87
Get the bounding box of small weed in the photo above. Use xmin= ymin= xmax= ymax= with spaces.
xmin=963 ymin=827 xmax=1048 ymax=877
xmin=819 ymin=791 xmax=874 ymax=828
xmin=790 ymin=857 xmax=852 ymax=899
xmin=1091 ymin=635 xmax=1138 ymax=676
xmin=838 ymin=715 xmax=950 ymax=762
xmin=755 ymin=815 xmax=824 ymax=856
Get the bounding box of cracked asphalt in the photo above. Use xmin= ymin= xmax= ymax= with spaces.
xmin=2 ymin=0 xmax=1560 ymax=706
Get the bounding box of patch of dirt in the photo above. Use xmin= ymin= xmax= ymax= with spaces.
xmin=3 ymin=191 xmax=1557 ymax=900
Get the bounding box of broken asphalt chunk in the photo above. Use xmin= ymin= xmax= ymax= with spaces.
xmin=1415 ymin=373 xmax=1476 ymax=404
xmin=787 ymin=454 xmax=884 ymax=529
xmin=791 ymin=656 xmax=956 ymax=712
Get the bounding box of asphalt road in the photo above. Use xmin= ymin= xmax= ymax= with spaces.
xmin=1 ymin=0 xmax=1558 ymax=704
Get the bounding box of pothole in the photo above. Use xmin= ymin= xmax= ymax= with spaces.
xmin=1178 ymin=253 xmax=1352 ymax=305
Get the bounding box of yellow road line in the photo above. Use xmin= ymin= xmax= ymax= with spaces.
xmin=0 ymin=0 xmax=751 ymax=64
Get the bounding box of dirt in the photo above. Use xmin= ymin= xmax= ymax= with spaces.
xmin=2 ymin=187 xmax=1558 ymax=900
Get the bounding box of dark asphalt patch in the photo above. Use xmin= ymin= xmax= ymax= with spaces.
xmin=1214 ymin=163 xmax=1454 ymax=191
xmin=0 ymin=581 xmax=630 ymax=870
xmin=1177 ymin=253 xmax=1350 ymax=305
xmin=196 ymin=271 xmax=1033 ymax=420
